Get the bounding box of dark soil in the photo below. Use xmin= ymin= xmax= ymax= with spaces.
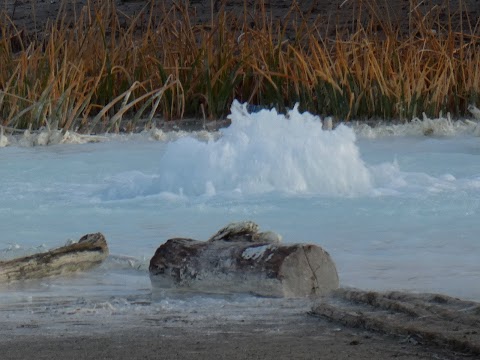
xmin=3 ymin=0 xmax=480 ymax=39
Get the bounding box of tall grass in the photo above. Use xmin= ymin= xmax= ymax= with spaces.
xmin=0 ymin=0 xmax=479 ymax=131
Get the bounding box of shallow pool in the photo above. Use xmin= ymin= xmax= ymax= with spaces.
xmin=1 ymin=103 xmax=479 ymax=303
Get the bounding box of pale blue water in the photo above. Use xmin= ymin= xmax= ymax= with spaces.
xmin=1 ymin=103 xmax=479 ymax=304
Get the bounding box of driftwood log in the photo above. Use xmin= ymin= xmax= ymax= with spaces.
xmin=311 ymin=288 xmax=480 ymax=356
xmin=149 ymin=222 xmax=339 ymax=297
xmin=0 ymin=233 xmax=108 ymax=282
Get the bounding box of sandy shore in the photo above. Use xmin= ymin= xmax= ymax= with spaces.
xmin=0 ymin=289 xmax=477 ymax=360
xmin=0 ymin=296 xmax=471 ymax=360
xmin=0 ymin=324 xmax=465 ymax=360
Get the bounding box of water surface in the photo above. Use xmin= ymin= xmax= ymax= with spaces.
xmin=1 ymin=102 xmax=479 ymax=305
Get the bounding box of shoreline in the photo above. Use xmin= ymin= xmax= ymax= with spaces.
xmin=0 ymin=290 xmax=476 ymax=360
xmin=2 ymin=1 xmax=480 ymax=129
xmin=0 ymin=324 xmax=464 ymax=360
xmin=1 ymin=110 xmax=480 ymax=149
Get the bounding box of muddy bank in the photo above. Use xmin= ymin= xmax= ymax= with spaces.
xmin=0 ymin=289 xmax=476 ymax=360
xmin=0 ymin=325 xmax=467 ymax=360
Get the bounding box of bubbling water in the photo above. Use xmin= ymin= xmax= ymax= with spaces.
xmin=156 ymin=100 xmax=373 ymax=197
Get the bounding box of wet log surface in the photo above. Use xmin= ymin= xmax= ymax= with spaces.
xmin=150 ymin=221 xmax=339 ymax=297
xmin=311 ymin=288 xmax=480 ymax=357
xmin=0 ymin=233 xmax=108 ymax=282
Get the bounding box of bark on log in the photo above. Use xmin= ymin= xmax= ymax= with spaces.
xmin=149 ymin=222 xmax=339 ymax=298
xmin=0 ymin=233 xmax=108 ymax=282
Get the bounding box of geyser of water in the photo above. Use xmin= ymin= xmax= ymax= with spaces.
xmin=156 ymin=100 xmax=372 ymax=197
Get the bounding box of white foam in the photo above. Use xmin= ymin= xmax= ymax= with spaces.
xmin=145 ymin=128 xmax=220 ymax=143
xmin=0 ymin=126 xmax=221 ymax=148
xmin=1 ymin=128 xmax=107 ymax=147
xmin=155 ymin=100 xmax=372 ymax=197
xmin=93 ymin=104 xmax=480 ymax=202
xmin=368 ymin=160 xmax=480 ymax=197
xmin=354 ymin=113 xmax=480 ymax=138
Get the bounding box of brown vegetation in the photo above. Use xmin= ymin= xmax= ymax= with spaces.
xmin=1 ymin=0 xmax=479 ymax=131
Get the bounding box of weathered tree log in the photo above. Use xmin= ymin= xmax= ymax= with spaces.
xmin=0 ymin=233 xmax=108 ymax=282
xmin=310 ymin=288 xmax=480 ymax=356
xmin=149 ymin=222 xmax=339 ymax=298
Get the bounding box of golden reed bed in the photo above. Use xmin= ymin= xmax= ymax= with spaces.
xmin=1 ymin=0 xmax=479 ymax=131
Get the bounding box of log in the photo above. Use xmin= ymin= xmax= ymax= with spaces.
xmin=0 ymin=233 xmax=108 ymax=282
xmin=310 ymin=289 xmax=480 ymax=356
xmin=149 ymin=222 xmax=339 ymax=298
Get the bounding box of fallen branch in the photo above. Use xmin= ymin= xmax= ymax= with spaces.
xmin=0 ymin=233 xmax=108 ymax=282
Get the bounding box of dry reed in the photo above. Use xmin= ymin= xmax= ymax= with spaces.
xmin=0 ymin=0 xmax=479 ymax=131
